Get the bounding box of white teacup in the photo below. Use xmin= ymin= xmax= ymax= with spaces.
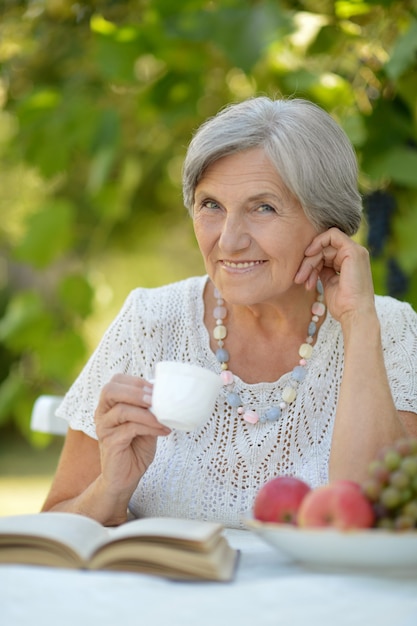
xmin=150 ymin=361 xmax=223 ymax=431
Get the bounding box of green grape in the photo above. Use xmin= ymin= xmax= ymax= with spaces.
xmin=363 ymin=437 xmax=417 ymax=530
xmin=389 ymin=470 xmax=410 ymax=490
xmin=380 ymin=486 xmax=402 ymax=509
xmin=383 ymin=449 xmax=402 ymax=471
xmin=401 ymin=456 xmax=417 ymax=478
xmin=368 ymin=460 xmax=390 ymax=484
xmin=362 ymin=478 xmax=383 ymax=502
xmin=401 ymin=500 xmax=417 ymax=522
xmin=400 ymin=488 xmax=414 ymax=505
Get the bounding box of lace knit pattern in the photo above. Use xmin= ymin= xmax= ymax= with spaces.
xmin=57 ymin=276 xmax=417 ymax=528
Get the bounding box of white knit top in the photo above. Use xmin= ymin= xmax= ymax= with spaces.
xmin=57 ymin=275 xmax=417 ymax=528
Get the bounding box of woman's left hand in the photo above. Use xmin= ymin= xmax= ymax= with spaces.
xmin=295 ymin=227 xmax=376 ymax=323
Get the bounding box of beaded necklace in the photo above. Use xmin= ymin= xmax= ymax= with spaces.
xmin=213 ymin=280 xmax=326 ymax=424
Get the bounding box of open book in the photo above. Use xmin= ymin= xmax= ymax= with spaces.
xmin=0 ymin=512 xmax=238 ymax=581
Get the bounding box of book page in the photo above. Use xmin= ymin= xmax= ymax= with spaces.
xmin=0 ymin=513 xmax=237 ymax=580
xmin=90 ymin=534 xmax=237 ymax=580
xmin=0 ymin=512 xmax=108 ymax=562
xmin=105 ymin=516 xmax=223 ymax=549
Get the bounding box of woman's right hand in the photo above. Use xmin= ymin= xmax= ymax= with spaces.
xmin=94 ymin=373 xmax=171 ymax=501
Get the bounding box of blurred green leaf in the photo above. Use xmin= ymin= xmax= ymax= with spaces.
xmin=364 ymin=0 xmax=396 ymax=5
xmin=87 ymin=146 xmax=118 ymax=194
xmin=91 ymin=16 xmax=145 ymax=81
xmin=13 ymin=200 xmax=75 ymax=268
xmin=308 ymin=73 xmax=355 ymax=109
xmin=58 ymin=274 xmax=94 ymax=319
xmin=0 ymin=292 xmax=53 ymax=352
xmin=307 ymin=24 xmax=344 ymax=56
xmin=335 ymin=1 xmax=373 ymax=18
xmin=91 ymin=108 xmax=121 ymax=153
xmin=38 ymin=331 xmax=86 ymax=380
xmin=17 ymin=92 xmax=97 ymax=177
xmin=395 ymin=70 xmax=417 ymax=112
xmin=17 ymin=89 xmax=62 ymax=120
xmin=0 ymin=370 xmax=25 ymax=425
xmin=385 ymin=19 xmax=417 ymax=80
xmin=164 ymin=3 xmax=292 ymax=72
xmin=366 ymin=146 xmax=417 ymax=188
xmin=341 ymin=113 xmax=367 ymax=148
xmin=361 ymin=99 xmax=414 ymax=163
xmin=392 ymin=197 xmax=417 ymax=272
xmin=370 ymin=257 xmax=388 ymax=296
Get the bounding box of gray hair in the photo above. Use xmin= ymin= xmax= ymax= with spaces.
xmin=182 ymin=97 xmax=362 ymax=235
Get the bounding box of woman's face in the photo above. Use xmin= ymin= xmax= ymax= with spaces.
xmin=193 ymin=147 xmax=320 ymax=306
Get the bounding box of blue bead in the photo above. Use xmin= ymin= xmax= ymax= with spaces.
xmin=227 ymin=392 xmax=242 ymax=407
xmin=215 ymin=348 xmax=229 ymax=363
xmin=264 ymin=406 xmax=281 ymax=421
xmin=308 ymin=321 xmax=317 ymax=336
xmin=317 ymin=278 xmax=324 ymax=294
xmin=292 ymin=365 xmax=306 ymax=382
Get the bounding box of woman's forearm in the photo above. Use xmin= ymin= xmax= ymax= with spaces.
xmin=42 ymin=474 xmax=133 ymax=526
xmin=329 ymin=310 xmax=406 ymax=482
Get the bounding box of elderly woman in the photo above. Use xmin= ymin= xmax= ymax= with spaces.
xmin=42 ymin=97 xmax=417 ymax=528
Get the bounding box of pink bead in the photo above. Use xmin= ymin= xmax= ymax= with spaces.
xmin=213 ymin=306 xmax=227 ymax=320
xmin=220 ymin=370 xmax=234 ymax=385
xmin=312 ymin=302 xmax=326 ymax=316
xmin=237 ymin=407 xmax=244 ymax=414
xmin=243 ymin=410 xmax=259 ymax=424
xmin=299 ymin=358 xmax=307 ymax=366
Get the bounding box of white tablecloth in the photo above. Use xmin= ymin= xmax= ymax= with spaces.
xmin=1 ymin=529 xmax=417 ymax=626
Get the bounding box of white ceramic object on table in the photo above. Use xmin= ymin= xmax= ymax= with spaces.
xmin=246 ymin=519 xmax=417 ymax=573
xmin=150 ymin=361 xmax=222 ymax=431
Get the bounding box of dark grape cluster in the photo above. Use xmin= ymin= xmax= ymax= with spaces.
xmin=362 ymin=438 xmax=417 ymax=530
xmin=363 ymin=190 xmax=396 ymax=257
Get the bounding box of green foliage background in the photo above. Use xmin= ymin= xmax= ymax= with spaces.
xmin=1 ymin=0 xmax=416 ymax=445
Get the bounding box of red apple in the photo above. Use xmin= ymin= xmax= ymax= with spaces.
xmin=253 ymin=476 xmax=311 ymax=524
xmin=332 ymin=479 xmax=362 ymax=492
xmin=297 ymin=480 xmax=375 ymax=530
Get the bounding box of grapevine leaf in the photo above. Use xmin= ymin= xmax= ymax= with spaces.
xmin=13 ymin=200 xmax=75 ymax=268
xmin=385 ymin=20 xmax=417 ymax=80
xmin=365 ymin=147 xmax=417 ymax=188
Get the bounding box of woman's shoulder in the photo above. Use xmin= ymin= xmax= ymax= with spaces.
xmin=375 ymin=294 xmax=417 ymax=320
xmin=375 ymin=295 xmax=417 ymax=344
xmin=322 ymin=296 xmax=417 ymax=347
xmin=127 ymin=275 xmax=207 ymax=302
xmin=120 ymin=275 xmax=207 ymax=320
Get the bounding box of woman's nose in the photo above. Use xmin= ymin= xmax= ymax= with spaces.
xmin=218 ymin=214 xmax=251 ymax=252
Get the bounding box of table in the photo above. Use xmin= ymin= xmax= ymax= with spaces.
xmin=1 ymin=529 xmax=417 ymax=626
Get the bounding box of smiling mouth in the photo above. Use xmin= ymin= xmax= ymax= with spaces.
xmin=222 ymin=260 xmax=266 ymax=269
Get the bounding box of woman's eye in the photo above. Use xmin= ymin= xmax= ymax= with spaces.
xmin=201 ymin=199 xmax=220 ymax=210
xmin=257 ymin=203 xmax=276 ymax=214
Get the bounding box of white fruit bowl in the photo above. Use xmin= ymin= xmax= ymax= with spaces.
xmin=246 ymin=518 xmax=417 ymax=574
